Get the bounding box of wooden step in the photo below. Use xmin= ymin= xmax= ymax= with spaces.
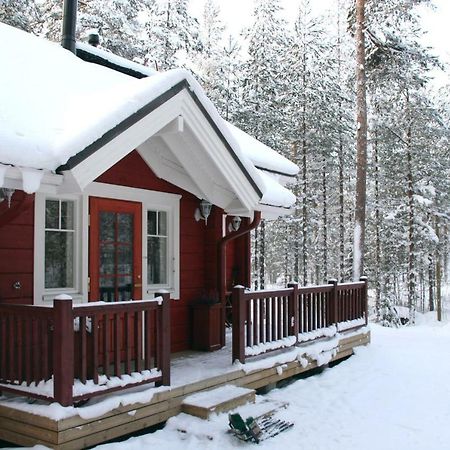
xmin=182 ymin=385 xmax=255 ymax=419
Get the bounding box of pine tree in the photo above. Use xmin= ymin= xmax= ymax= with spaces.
xmin=0 ymin=0 xmax=40 ymax=33
xmin=144 ymin=0 xmax=201 ymax=70
xmin=237 ymin=0 xmax=289 ymax=289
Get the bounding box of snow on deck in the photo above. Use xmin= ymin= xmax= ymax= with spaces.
xmin=0 ymin=328 xmax=366 ymax=421
xmin=93 ymin=319 xmax=450 ymax=450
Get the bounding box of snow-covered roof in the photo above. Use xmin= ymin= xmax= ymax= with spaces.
xmin=0 ymin=23 xmax=297 ymax=217
xmin=76 ymin=41 xmax=156 ymax=78
xmin=77 ymin=43 xmax=299 ymax=183
xmin=224 ymin=122 xmax=298 ymax=182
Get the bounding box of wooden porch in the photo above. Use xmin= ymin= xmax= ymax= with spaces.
xmin=0 ymin=280 xmax=369 ymax=448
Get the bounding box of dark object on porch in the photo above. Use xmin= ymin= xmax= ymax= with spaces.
xmin=191 ymin=302 xmax=222 ymax=351
xmin=228 ymin=412 xmax=293 ymax=444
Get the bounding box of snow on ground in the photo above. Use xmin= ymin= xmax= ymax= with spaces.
xmin=88 ymin=317 xmax=450 ymax=450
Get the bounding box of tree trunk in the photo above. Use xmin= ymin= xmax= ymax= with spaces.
xmin=353 ymin=0 xmax=368 ymax=281
xmin=374 ymin=125 xmax=381 ymax=319
xmin=406 ymin=119 xmax=416 ymax=322
xmin=259 ymin=220 xmax=265 ymax=289
xmin=337 ymin=0 xmax=345 ymax=282
xmin=301 ymin=113 xmax=308 ymax=285
xmin=322 ymin=156 xmax=328 ymax=281
xmin=436 ymin=218 xmax=442 ymax=321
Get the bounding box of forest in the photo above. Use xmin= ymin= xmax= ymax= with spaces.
xmin=1 ymin=0 xmax=449 ymax=326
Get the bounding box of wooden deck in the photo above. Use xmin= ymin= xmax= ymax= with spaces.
xmin=0 ymin=329 xmax=370 ymax=449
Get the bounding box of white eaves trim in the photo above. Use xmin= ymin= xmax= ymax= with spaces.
xmin=59 ymin=89 xmax=261 ymax=215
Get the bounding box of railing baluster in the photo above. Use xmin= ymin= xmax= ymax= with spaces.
xmin=103 ymin=313 xmax=110 ymax=377
xmin=271 ymin=295 xmax=276 ymax=341
xmin=32 ymin=319 xmax=39 ymax=384
xmin=246 ymin=299 xmax=252 ymax=347
xmin=0 ymin=317 xmax=5 ymax=380
xmin=17 ymin=317 xmax=24 ymax=383
xmin=265 ymin=297 xmax=271 ymax=343
xmin=24 ymin=317 xmax=33 ymax=385
xmin=114 ymin=313 xmax=121 ymax=377
xmin=91 ymin=315 xmax=99 ymax=384
xmin=80 ymin=316 xmax=87 ymax=383
xmin=125 ymin=312 xmax=131 ymax=373
xmin=135 ymin=311 xmax=142 ymax=373
xmin=259 ymin=298 xmax=265 ymax=344
xmin=145 ymin=310 xmax=152 ymax=369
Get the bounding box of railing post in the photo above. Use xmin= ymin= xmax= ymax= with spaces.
xmin=232 ymin=286 xmax=246 ymax=364
xmin=360 ymin=276 xmax=368 ymax=325
xmin=328 ymin=279 xmax=338 ymax=330
xmin=156 ymin=292 xmax=171 ymax=386
xmin=287 ymin=283 xmax=299 ymax=342
xmin=53 ymin=295 xmax=74 ymax=407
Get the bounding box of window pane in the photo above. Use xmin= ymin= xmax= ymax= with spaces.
xmin=45 ymin=231 xmax=74 ymax=288
xmin=147 ymin=210 xmax=157 ymax=235
xmin=45 ymin=200 xmax=59 ymax=229
xmin=147 ymin=236 xmax=167 ymax=284
xmin=158 ymin=211 xmax=167 ymax=236
xmin=61 ymin=201 xmax=74 ymax=230
xmin=100 ymin=212 xmax=115 ymax=242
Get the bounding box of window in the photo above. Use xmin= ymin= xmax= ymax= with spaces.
xmin=44 ymin=199 xmax=75 ymax=289
xmin=147 ymin=210 xmax=168 ymax=285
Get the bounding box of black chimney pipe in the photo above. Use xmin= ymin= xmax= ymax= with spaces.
xmin=61 ymin=0 xmax=78 ymax=54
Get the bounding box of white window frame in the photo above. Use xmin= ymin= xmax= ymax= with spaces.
xmin=34 ymin=192 xmax=82 ymax=304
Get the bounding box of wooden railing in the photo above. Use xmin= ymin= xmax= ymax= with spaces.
xmin=232 ymin=278 xmax=368 ymax=363
xmin=0 ymin=293 xmax=170 ymax=406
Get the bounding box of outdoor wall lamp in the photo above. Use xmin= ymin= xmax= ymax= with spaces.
xmin=228 ymin=215 xmax=242 ymax=233
xmin=0 ymin=188 xmax=15 ymax=208
xmin=195 ymin=199 xmax=213 ymax=225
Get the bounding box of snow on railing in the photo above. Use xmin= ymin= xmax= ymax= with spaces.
xmin=0 ymin=293 xmax=171 ymax=406
xmin=232 ymin=278 xmax=368 ymax=363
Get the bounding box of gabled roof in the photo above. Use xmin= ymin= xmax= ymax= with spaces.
xmin=0 ymin=23 xmax=298 ymax=218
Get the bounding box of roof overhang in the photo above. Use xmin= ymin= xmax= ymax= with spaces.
xmin=56 ymin=81 xmax=262 ymax=215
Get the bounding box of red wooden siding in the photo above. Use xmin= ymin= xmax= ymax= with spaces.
xmin=96 ymin=151 xmax=238 ymax=352
xmin=0 ymin=195 xmax=34 ymax=305
xmin=0 ymin=151 xmax=252 ymax=352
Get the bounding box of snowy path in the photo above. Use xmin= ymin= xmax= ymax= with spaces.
xmin=93 ymin=320 xmax=450 ymax=450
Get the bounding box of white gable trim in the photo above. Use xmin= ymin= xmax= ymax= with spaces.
xmin=58 ymin=88 xmax=261 ymax=215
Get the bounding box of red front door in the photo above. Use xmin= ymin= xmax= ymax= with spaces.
xmin=89 ymin=197 xmax=142 ymax=302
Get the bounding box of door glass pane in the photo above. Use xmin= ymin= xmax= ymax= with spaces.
xmin=118 ymin=276 xmax=132 ymax=301
xmin=118 ymin=213 xmax=133 ymax=243
xmin=118 ymin=244 xmax=133 ymax=274
xmin=147 ymin=236 xmax=167 ymax=284
xmin=99 ymin=243 xmax=115 ymax=275
xmin=45 ymin=231 xmax=74 ymax=288
xmin=99 ymin=276 xmax=114 ymax=302
xmin=100 ymin=212 xmax=115 ymax=242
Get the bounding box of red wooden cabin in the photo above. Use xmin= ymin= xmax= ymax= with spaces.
xmin=0 ymin=22 xmax=303 ymax=404
xmin=0 ymin=20 xmax=369 ymax=413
